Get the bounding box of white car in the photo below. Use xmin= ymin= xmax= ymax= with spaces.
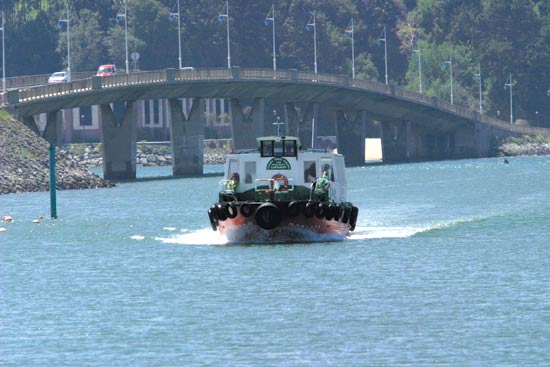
xmin=48 ymin=71 xmax=69 ymax=83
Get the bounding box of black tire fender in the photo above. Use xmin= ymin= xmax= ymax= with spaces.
xmin=216 ymin=204 xmax=227 ymax=221
xmin=240 ymin=202 xmax=254 ymax=217
xmin=315 ymin=203 xmax=327 ymax=219
xmin=304 ymin=202 xmax=316 ymax=218
xmin=349 ymin=206 xmax=359 ymax=231
xmin=287 ymin=201 xmax=303 ymax=218
xmin=208 ymin=208 xmax=218 ymax=231
xmin=225 ymin=203 xmax=238 ymax=219
xmin=254 ymin=202 xmax=282 ymax=230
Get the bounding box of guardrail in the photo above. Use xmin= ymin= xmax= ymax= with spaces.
xmin=6 ymin=67 xmax=550 ymax=136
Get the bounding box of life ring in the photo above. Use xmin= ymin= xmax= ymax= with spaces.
xmin=271 ymin=174 xmax=289 ymax=191
xmin=254 ymin=202 xmax=281 ymax=230
xmin=304 ymin=202 xmax=316 ymax=218
xmin=315 ymin=203 xmax=327 ymax=219
xmin=349 ymin=207 xmax=359 ymax=231
xmin=225 ymin=203 xmax=238 ymax=219
xmin=240 ymin=203 xmax=254 ymax=217
xmin=287 ymin=201 xmax=303 ymax=218
xmin=208 ymin=207 xmax=218 ymax=231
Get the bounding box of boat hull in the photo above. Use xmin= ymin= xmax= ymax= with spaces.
xmin=209 ymin=201 xmax=357 ymax=244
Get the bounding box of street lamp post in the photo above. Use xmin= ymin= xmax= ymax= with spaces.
xmin=218 ymin=0 xmax=231 ymax=69
xmin=169 ymin=0 xmax=183 ymax=69
xmin=378 ymin=25 xmax=388 ymax=85
xmin=413 ymin=43 xmax=422 ymax=94
xmin=444 ymin=52 xmax=454 ymax=104
xmin=306 ymin=11 xmax=317 ymax=74
xmin=116 ymin=0 xmax=129 ymax=74
xmin=473 ymin=63 xmax=483 ymax=115
xmin=1 ymin=11 xmax=6 ymax=98
xmin=57 ymin=1 xmax=71 ymax=81
xmin=264 ymin=3 xmax=276 ymax=74
xmin=344 ymin=18 xmax=355 ymax=79
xmin=504 ymin=73 xmax=513 ymax=124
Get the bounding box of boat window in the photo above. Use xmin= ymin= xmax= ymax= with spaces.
xmin=261 ymin=141 xmax=273 ymax=157
xmin=304 ymin=161 xmax=316 ymax=183
xmin=274 ymin=140 xmax=284 ymax=157
xmin=321 ymin=159 xmax=335 ymax=181
xmin=244 ymin=161 xmax=256 ymax=184
xmin=228 ymin=159 xmax=239 ymax=179
xmin=284 ymin=140 xmax=297 ymax=157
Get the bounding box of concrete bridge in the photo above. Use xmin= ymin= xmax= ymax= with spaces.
xmin=3 ymin=67 xmax=550 ymax=180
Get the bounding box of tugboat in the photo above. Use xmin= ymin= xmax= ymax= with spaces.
xmin=207 ymin=129 xmax=359 ymax=243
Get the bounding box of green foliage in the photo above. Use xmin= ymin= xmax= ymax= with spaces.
xmin=2 ymin=0 xmax=550 ymax=126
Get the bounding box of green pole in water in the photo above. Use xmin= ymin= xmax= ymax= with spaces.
xmin=49 ymin=144 xmax=57 ymax=219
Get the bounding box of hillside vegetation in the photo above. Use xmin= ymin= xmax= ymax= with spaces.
xmin=1 ymin=1 xmax=550 ymax=126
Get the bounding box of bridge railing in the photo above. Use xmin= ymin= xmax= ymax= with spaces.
xmin=5 ymin=71 xmax=95 ymax=89
xmin=8 ymin=67 xmax=550 ymax=136
xmin=19 ymin=78 xmax=92 ymax=101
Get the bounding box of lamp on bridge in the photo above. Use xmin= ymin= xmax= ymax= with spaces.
xmin=473 ymin=63 xmax=483 ymax=115
xmin=413 ymin=41 xmax=422 ymax=94
xmin=344 ymin=18 xmax=355 ymax=80
xmin=378 ymin=25 xmax=388 ymax=85
xmin=305 ymin=11 xmax=318 ymax=75
xmin=115 ymin=0 xmax=129 ymax=74
xmin=504 ymin=73 xmax=514 ymax=125
xmin=264 ymin=3 xmax=277 ymax=75
xmin=168 ymin=0 xmax=183 ymax=70
xmin=1 ymin=10 xmax=5 ymax=98
xmin=444 ymin=52 xmax=453 ymax=104
xmin=218 ymin=0 xmax=231 ymax=69
xmin=57 ymin=1 xmax=71 ymax=82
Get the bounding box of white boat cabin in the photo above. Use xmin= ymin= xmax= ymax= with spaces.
xmin=222 ymin=136 xmax=348 ymax=203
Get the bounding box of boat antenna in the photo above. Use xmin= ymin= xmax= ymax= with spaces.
xmin=272 ymin=110 xmax=285 ymax=137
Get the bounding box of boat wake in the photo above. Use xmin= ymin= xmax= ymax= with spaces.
xmin=154 ymin=228 xmax=228 ymax=246
xmin=133 ymin=216 xmax=486 ymax=246
xmin=350 ymin=215 xmax=491 ymax=240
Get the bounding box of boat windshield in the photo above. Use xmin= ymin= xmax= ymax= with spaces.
xmin=260 ymin=139 xmax=297 ymax=158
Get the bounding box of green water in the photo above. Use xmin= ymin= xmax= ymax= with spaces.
xmin=1 ymin=157 xmax=548 ymax=366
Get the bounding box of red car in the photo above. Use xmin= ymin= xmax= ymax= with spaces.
xmin=96 ymin=64 xmax=116 ymax=77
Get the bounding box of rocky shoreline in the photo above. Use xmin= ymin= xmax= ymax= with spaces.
xmin=497 ymin=136 xmax=550 ymax=157
xmin=0 ymin=113 xmax=113 ymax=195
xmin=64 ymin=140 xmax=229 ymax=168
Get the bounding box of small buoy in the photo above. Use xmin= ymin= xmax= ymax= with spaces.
xmin=2 ymin=215 xmax=13 ymax=223
xmin=0 ymin=227 xmax=7 ymax=233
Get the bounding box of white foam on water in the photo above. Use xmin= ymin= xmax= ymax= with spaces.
xmin=349 ymin=215 xmax=490 ymax=240
xmin=129 ymin=235 xmax=146 ymax=240
xmin=154 ymin=228 xmax=228 ymax=246
xmin=348 ymin=225 xmax=422 ymax=240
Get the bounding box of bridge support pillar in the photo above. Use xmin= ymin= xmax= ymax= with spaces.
xmin=336 ymin=110 xmax=366 ymax=166
xmin=100 ymin=101 xmax=137 ymax=180
xmin=22 ymin=115 xmax=39 ymax=135
xmin=43 ymin=111 xmax=63 ymax=145
xmin=169 ymin=98 xmax=205 ymax=175
xmin=381 ymin=120 xmax=418 ymax=163
xmin=230 ymin=98 xmax=267 ymax=149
